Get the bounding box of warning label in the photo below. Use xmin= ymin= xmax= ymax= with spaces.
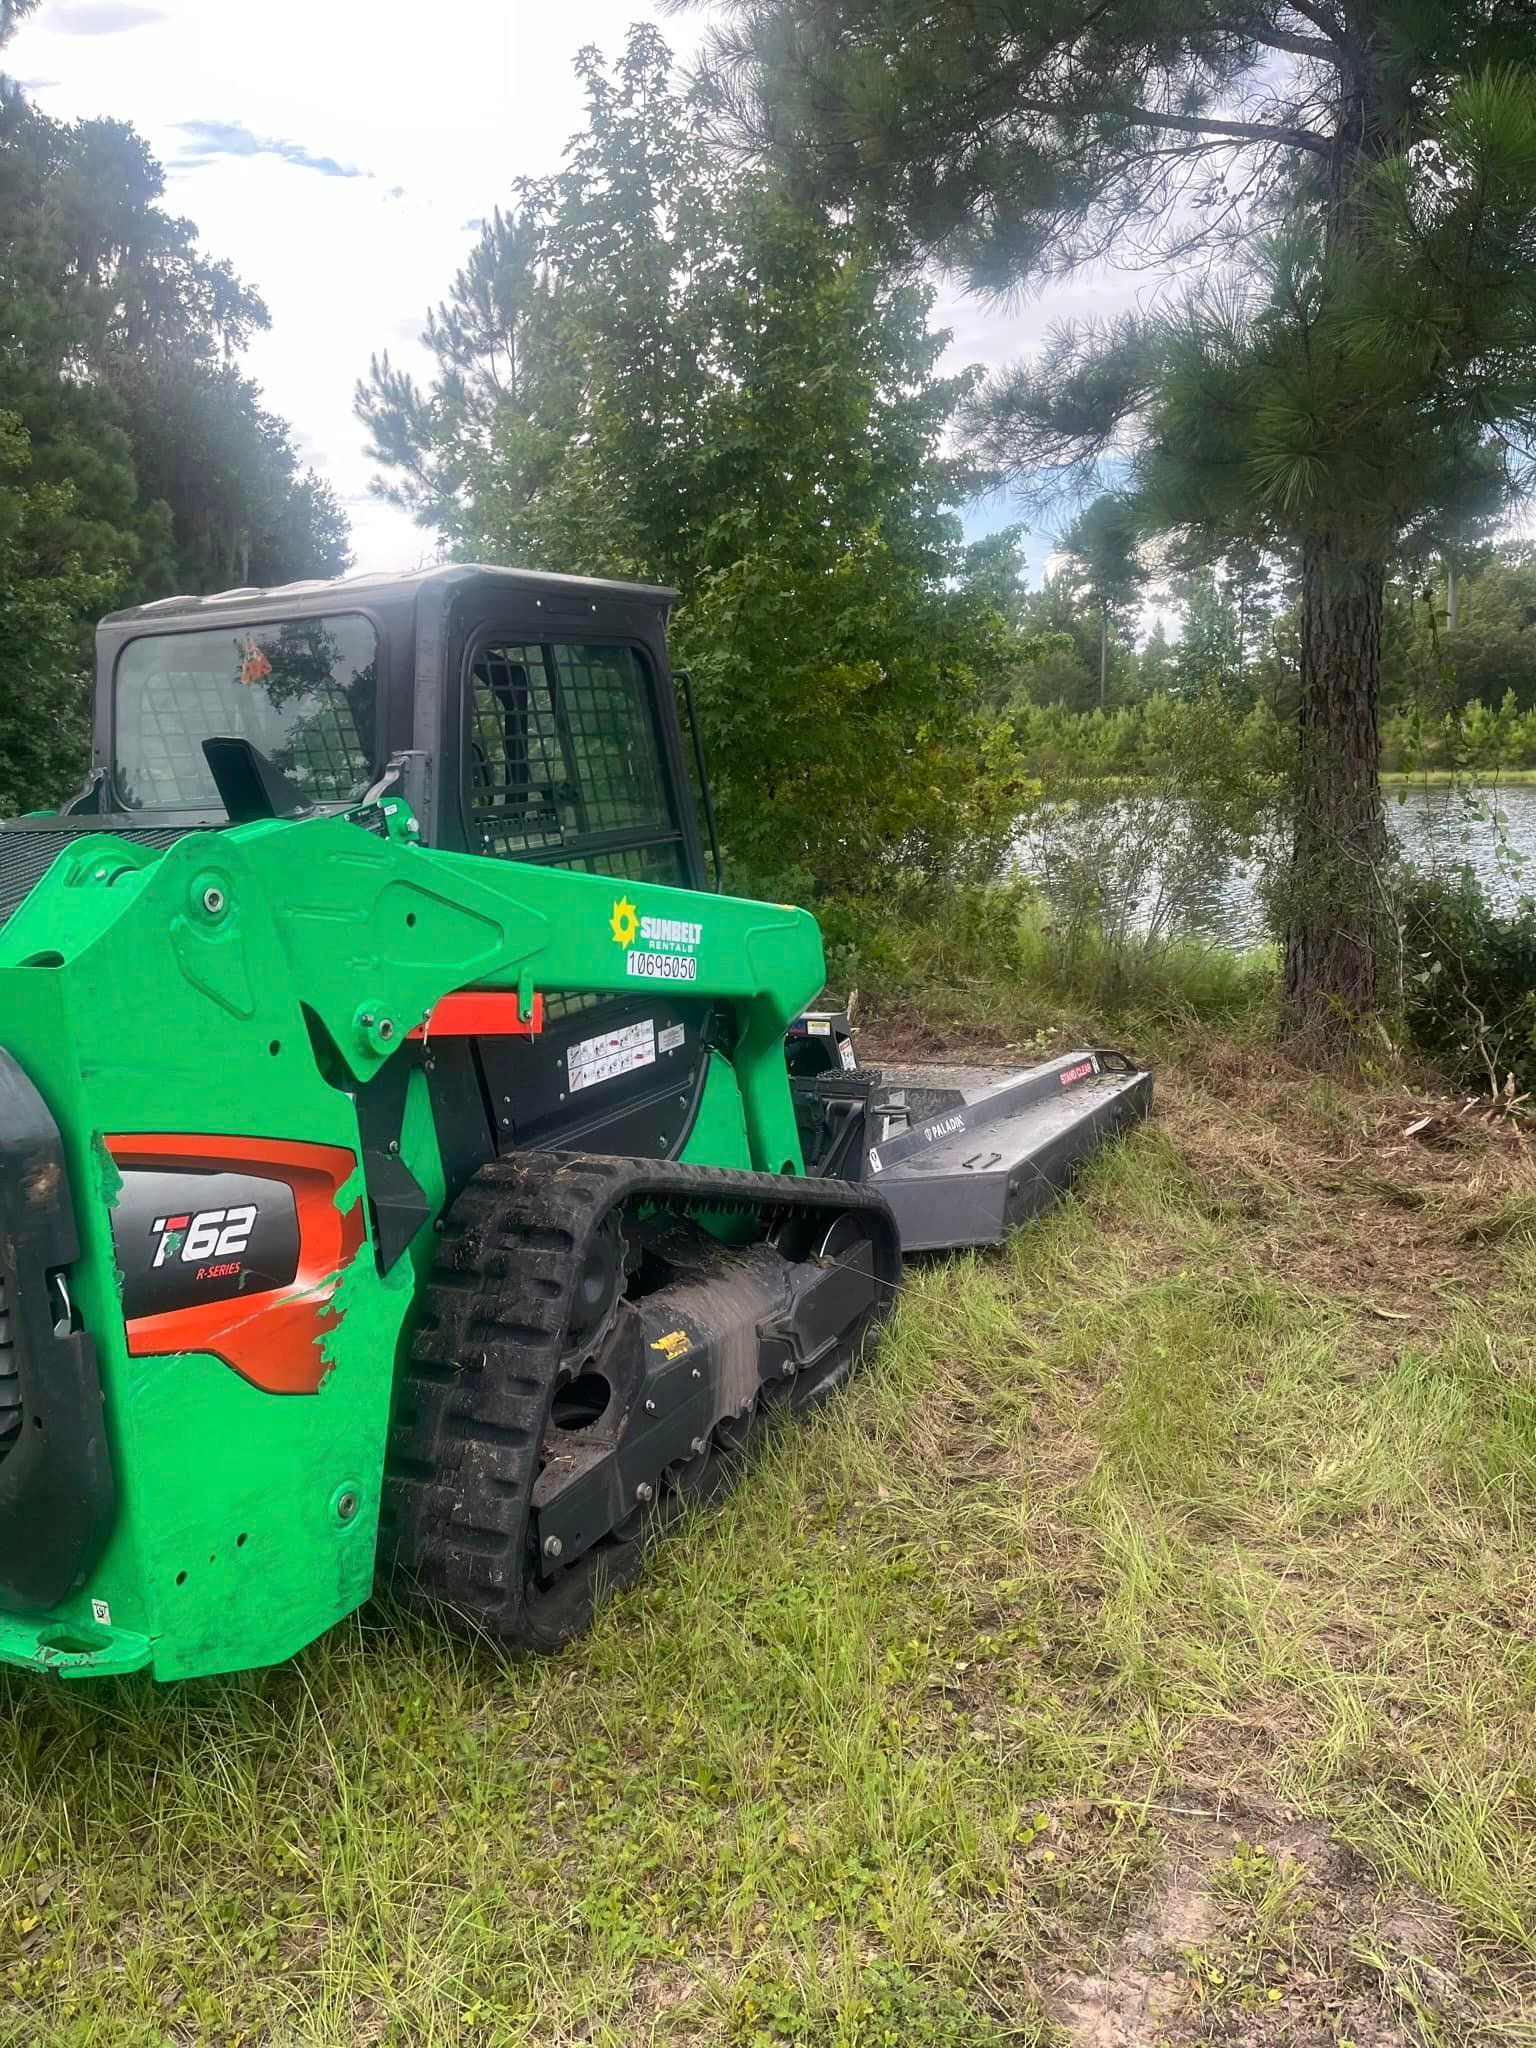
xmin=568 ymin=1018 xmax=656 ymax=1094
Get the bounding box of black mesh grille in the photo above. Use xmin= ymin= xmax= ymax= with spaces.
xmin=469 ymin=643 xmax=688 ymax=885
xmin=540 ymin=991 xmax=606 ymax=1024
xmin=0 ymin=825 xmax=205 ymax=931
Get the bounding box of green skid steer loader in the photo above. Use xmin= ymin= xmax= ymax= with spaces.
xmin=0 ymin=566 xmax=1150 ymax=1681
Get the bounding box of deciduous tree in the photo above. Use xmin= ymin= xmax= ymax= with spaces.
xmin=0 ymin=94 xmax=349 ymax=600
xmin=0 ymin=412 xmax=120 ymax=812
xmin=360 ymin=27 xmax=1027 ymax=895
xmin=0 ymin=86 xmax=351 ymax=806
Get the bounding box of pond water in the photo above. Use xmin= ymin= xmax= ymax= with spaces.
xmin=1016 ymin=784 xmax=1536 ymax=951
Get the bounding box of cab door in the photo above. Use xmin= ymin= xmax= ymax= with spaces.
xmin=456 ymin=631 xmax=718 ymax=1161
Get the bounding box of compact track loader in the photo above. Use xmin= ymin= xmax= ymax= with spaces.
xmin=0 ymin=566 xmax=1150 ymax=1680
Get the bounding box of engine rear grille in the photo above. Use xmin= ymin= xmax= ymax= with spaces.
xmin=0 ymin=824 xmax=204 ymax=931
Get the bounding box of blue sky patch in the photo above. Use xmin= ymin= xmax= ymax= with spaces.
xmin=174 ymin=119 xmax=363 ymax=179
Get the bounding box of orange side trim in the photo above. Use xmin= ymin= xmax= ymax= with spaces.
xmin=410 ymin=991 xmax=544 ymax=1040
xmin=105 ymin=1134 xmax=364 ymax=1395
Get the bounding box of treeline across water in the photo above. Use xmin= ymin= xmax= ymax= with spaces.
xmin=1005 ymin=690 xmax=1536 ymax=782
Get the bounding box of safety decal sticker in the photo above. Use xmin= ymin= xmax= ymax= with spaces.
xmin=839 ymin=1039 xmax=858 ymax=1072
xmin=568 ymin=1018 xmax=656 ymax=1094
xmin=651 ymin=1329 xmax=691 ymax=1359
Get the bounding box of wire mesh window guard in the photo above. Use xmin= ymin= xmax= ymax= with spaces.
xmin=468 ymin=642 xmax=688 ymax=886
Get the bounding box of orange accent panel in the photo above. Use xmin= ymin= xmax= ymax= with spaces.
xmin=410 ymin=991 xmax=544 ymax=1039
xmin=105 ymin=1134 xmax=364 ymax=1395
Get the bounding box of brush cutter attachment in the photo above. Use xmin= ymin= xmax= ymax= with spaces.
xmin=789 ymin=1017 xmax=1152 ymax=1252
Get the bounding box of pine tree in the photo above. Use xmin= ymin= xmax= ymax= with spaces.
xmin=708 ymin=3 xmax=1536 ymax=1044
xmin=0 ymin=2 xmax=38 ymax=54
xmin=1056 ymin=494 xmax=1145 ymax=708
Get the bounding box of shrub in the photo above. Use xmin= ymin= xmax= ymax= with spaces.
xmin=816 ymin=875 xmax=1275 ymax=1034
xmin=1383 ymin=693 xmax=1536 ymax=775
xmin=1398 ymin=868 xmax=1536 ymax=1092
xmin=1012 ymin=690 xmax=1282 ymax=983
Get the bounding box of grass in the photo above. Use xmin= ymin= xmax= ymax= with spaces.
xmin=5 ymin=1030 xmax=1536 ymax=2045
xmin=826 ymin=884 xmax=1279 ymax=1056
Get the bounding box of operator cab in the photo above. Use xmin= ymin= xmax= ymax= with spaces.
xmin=69 ymin=564 xmax=712 ymax=891
xmin=0 ymin=567 xmax=726 ymax=1196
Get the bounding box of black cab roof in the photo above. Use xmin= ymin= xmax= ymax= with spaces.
xmin=101 ymin=562 xmax=677 ymax=629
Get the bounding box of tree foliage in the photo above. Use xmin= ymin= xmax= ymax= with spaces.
xmin=706 ymin=0 xmax=1536 ymax=1044
xmin=0 ymin=411 xmax=119 ymax=814
xmin=1376 ymin=545 xmax=1536 ymax=720
xmin=1053 ymin=492 xmax=1146 ymax=706
xmin=0 ymin=88 xmax=350 ymax=809
xmin=360 ymin=27 xmax=1030 ymax=895
xmin=0 ymin=1 xmax=38 ymax=54
xmin=1 ymin=97 xmax=350 ymax=597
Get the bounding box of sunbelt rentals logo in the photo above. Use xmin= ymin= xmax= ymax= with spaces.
xmin=610 ymin=895 xmax=704 ymax=982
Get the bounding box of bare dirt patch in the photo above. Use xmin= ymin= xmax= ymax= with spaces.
xmin=1049 ymin=1805 xmax=1497 ymax=2047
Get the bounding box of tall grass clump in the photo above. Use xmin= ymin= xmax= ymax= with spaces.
xmin=817 ymin=876 xmax=1275 ymax=1040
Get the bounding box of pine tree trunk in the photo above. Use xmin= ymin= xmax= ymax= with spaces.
xmin=1099 ymin=608 xmax=1108 ymax=708
xmin=1279 ymin=541 xmax=1388 ymax=1048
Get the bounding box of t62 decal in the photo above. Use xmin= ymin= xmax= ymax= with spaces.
xmin=106 ymin=1135 xmax=363 ymax=1393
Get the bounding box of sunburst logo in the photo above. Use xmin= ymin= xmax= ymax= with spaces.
xmin=610 ymin=896 xmax=639 ymax=948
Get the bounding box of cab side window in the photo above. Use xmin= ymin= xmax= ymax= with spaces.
xmin=467 ymin=641 xmax=688 ymax=885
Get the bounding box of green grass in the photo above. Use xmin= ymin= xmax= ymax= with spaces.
xmin=4 ymin=1048 xmax=1536 ymax=2045
xmin=826 ymin=884 xmax=1278 ymax=1059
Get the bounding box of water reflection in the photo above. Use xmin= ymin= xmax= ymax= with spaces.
xmin=1014 ymin=785 xmax=1536 ymax=950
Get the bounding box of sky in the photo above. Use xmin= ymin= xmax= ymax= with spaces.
xmin=11 ymin=0 xmax=1159 ymax=588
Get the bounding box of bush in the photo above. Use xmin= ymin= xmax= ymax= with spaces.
xmin=1383 ymin=692 xmax=1536 ymax=774
xmin=815 ymin=874 xmax=1275 ymax=1037
xmin=816 ymin=877 xmax=1033 ymax=1005
xmin=1016 ymin=896 xmax=1277 ymax=1022
xmin=1398 ymin=868 xmax=1536 ymax=1092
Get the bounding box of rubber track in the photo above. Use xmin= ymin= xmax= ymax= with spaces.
xmin=382 ymin=1151 xmax=900 ymax=1652
xmin=0 ymin=1277 xmax=17 ymax=1453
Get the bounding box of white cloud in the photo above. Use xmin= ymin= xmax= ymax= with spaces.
xmin=16 ymin=0 xmax=1159 ymax=587
xmin=44 ymin=2 xmax=168 ymax=35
